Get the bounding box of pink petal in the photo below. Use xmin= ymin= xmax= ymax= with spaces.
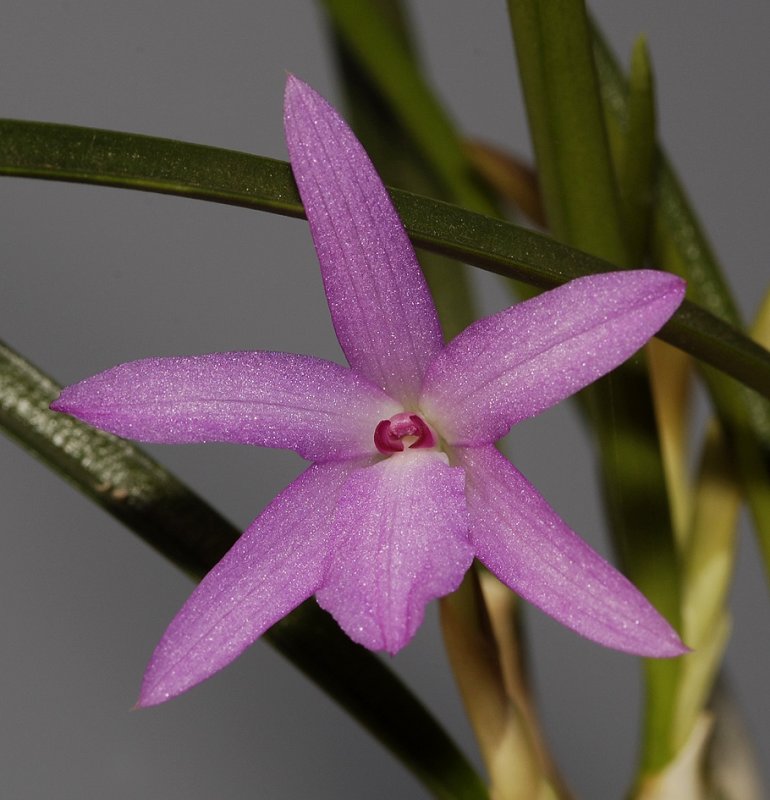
xmin=284 ymin=75 xmax=443 ymax=405
xmin=138 ymin=460 xmax=359 ymax=707
xmin=420 ymin=271 xmax=685 ymax=445
xmin=52 ymin=352 xmax=400 ymax=462
xmin=457 ymin=445 xmax=687 ymax=657
xmin=316 ymin=450 xmax=473 ymax=654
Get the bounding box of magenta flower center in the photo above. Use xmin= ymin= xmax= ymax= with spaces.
xmin=374 ymin=412 xmax=436 ymax=454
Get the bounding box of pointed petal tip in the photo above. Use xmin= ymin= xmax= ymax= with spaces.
xmin=283 ymin=73 xmax=318 ymax=119
xmin=132 ymin=695 xmax=154 ymax=712
xmin=49 ymin=381 xmax=100 ymax=419
xmin=49 ymin=388 xmax=83 ymax=418
xmin=647 ymin=269 xmax=686 ymax=307
xmin=134 ymin=680 xmax=178 ymax=709
xmin=135 ymin=660 xmax=193 ymax=708
xmin=47 ymin=380 xmax=118 ymax=433
xmin=576 ymin=269 xmax=686 ymax=324
xmin=283 ymin=73 xmax=299 ymax=103
xmin=459 ymin=446 xmax=691 ymax=661
xmin=643 ymin=631 xmax=691 ymax=660
xmin=284 ymin=72 xmax=304 ymax=95
xmin=571 ymin=268 xmax=685 ymax=313
xmin=617 ymin=268 xmax=686 ymax=323
xmin=615 ymin=623 xmax=689 ymax=659
xmin=584 ymin=596 xmax=691 ymax=660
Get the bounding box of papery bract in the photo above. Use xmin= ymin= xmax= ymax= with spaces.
xmin=51 ymin=75 xmax=687 ymax=707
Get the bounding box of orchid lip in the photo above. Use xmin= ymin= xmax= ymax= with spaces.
xmin=374 ymin=412 xmax=436 ymax=454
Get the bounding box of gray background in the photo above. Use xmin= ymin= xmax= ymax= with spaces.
xmin=1 ymin=2 xmax=768 ymax=798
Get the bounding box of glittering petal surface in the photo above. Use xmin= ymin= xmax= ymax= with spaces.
xmin=316 ymin=450 xmax=473 ymax=654
xmin=52 ymin=352 xmax=400 ymax=462
xmin=284 ymin=75 xmax=443 ymax=404
xmin=420 ymin=271 xmax=685 ymax=446
xmin=458 ymin=445 xmax=687 ymax=657
xmin=138 ymin=461 xmax=360 ymax=707
xmin=47 ymin=75 xmax=688 ymax=711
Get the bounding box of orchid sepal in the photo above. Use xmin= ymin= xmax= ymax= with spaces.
xmin=52 ymin=75 xmax=687 ymax=707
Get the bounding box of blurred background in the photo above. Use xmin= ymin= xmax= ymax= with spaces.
xmin=1 ymin=2 xmax=768 ymax=797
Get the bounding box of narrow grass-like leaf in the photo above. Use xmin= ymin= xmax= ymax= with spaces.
xmin=2 ymin=119 xmax=769 ymax=397
xmin=618 ymin=37 xmax=657 ymax=266
xmin=507 ymin=0 xmax=627 ymax=263
xmin=592 ymin=19 xmax=770 ymax=586
xmin=669 ymin=425 xmax=740 ymax=759
xmin=0 ymin=339 xmax=488 ymax=800
xmin=320 ymin=0 xmax=495 ymax=215
xmin=507 ymin=0 xmax=680 ymax=769
xmin=648 ymin=340 xmax=693 ymax=545
xmin=679 ymin=282 xmax=770 ymax=749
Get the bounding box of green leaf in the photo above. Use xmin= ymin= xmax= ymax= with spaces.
xmin=506 ymin=0 xmax=627 ymax=264
xmin=674 ymin=426 xmax=739 ymax=752
xmin=2 ymin=119 xmax=769 ymax=398
xmin=0 ymin=339 xmax=488 ymax=800
xmin=507 ymin=0 xmax=679 ymax=769
xmin=320 ymin=0 xmax=495 ymax=215
xmin=593 ymin=17 xmax=770 ymax=624
xmin=618 ymin=36 xmax=657 ymax=266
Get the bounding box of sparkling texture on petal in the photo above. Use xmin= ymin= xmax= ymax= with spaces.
xmin=52 ymin=352 xmax=400 ymax=462
xmin=421 ymin=271 xmax=686 ymax=445
xmin=284 ymin=74 xmax=443 ymax=404
xmin=138 ymin=460 xmax=360 ymax=707
xmin=316 ymin=450 xmax=473 ymax=654
xmin=457 ymin=445 xmax=687 ymax=657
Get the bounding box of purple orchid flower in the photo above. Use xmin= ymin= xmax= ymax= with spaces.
xmin=52 ymin=75 xmax=687 ymax=707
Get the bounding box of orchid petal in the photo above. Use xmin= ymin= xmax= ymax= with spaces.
xmin=421 ymin=271 xmax=685 ymax=445
xmin=316 ymin=450 xmax=473 ymax=654
xmin=52 ymin=352 xmax=400 ymax=462
xmin=457 ymin=445 xmax=686 ymax=657
xmin=138 ymin=460 xmax=360 ymax=706
xmin=284 ymin=75 xmax=443 ymax=404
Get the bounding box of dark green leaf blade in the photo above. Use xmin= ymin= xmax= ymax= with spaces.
xmin=2 ymin=118 xmax=770 ymax=398
xmin=507 ymin=0 xmax=679 ymax=770
xmin=618 ymin=36 xmax=657 ymax=265
xmin=593 ymin=20 xmax=770 ymax=605
xmin=321 ymin=0 xmax=495 ymax=215
xmin=506 ymin=0 xmax=627 ymax=263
